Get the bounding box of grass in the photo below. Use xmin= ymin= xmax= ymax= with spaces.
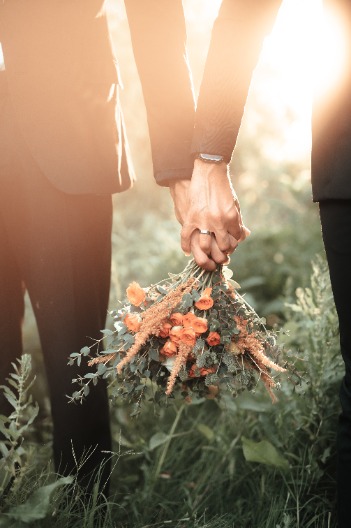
xmin=0 ymin=252 xmax=341 ymax=528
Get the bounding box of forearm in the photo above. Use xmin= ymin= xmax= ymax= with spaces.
xmin=124 ymin=0 xmax=195 ymax=185
xmin=191 ymin=0 xmax=282 ymax=161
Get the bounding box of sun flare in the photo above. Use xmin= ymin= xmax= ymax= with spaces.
xmin=264 ymin=0 xmax=348 ymax=103
xmin=246 ymin=0 xmax=349 ymax=163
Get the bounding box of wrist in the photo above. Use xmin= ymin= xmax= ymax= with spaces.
xmin=193 ymin=158 xmax=229 ymax=178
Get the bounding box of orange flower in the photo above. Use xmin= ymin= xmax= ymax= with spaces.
xmin=179 ymin=327 xmax=197 ymax=347
xmin=189 ymin=365 xmax=216 ymax=378
xmin=158 ymin=321 xmax=172 ymax=338
xmin=124 ymin=313 xmax=141 ymax=333
xmin=195 ymin=288 xmax=214 ymax=310
xmin=126 ymin=281 xmax=146 ymax=307
xmin=161 ymin=340 xmax=178 ymax=357
xmin=169 ymin=312 xmax=183 ymax=326
xmin=206 ymin=331 xmax=221 ymax=346
xmin=169 ymin=326 xmax=183 ymax=344
xmin=192 ymin=316 xmax=208 ymax=334
xmin=182 ymin=312 xmax=197 ymax=328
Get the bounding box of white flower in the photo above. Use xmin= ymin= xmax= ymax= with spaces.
xmin=162 ymin=357 xmax=176 ymax=373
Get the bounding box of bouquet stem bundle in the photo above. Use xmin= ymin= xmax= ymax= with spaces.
xmin=70 ymin=260 xmax=287 ymax=412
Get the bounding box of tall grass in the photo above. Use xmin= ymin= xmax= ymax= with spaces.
xmin=0 ymin=258 xmax=341 ymax=527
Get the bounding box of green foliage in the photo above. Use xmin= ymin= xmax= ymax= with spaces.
xmin=69 ymin=261 xmax=286 ymax=414
xmin=107 ymin=256 xmax=341 ymax=527
xmin=4 ymin=259 xmax=340 ymax=528
xmin=0 ymin=355 xmax=39 ymax=501
xmin=1 ymin=478 xmax=73 ymax=526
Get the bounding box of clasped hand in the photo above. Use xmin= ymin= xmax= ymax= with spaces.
xmin=170 ymin=160 xmax=250 ymax=271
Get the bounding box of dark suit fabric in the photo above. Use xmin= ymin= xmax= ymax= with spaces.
xmin=0 ymin=84 xmax=112 ymax=487
xmin=0 ymin=0 xmax=132 ymax=195
xmin=320 ymin=200 xmax=351 ymax=528
xmin=311 ymin=0 xmax=351 ymax=201
xmin=0 ymin=0 xmax=195 ymax=191
xmin=0 ymin=0 xmax=122 ymax=487
xmin=0 ymin=0 xmax=195 ymax=488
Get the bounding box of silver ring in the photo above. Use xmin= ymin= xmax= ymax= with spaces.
xmin=198 ymin=229 xmax=212 ymax=236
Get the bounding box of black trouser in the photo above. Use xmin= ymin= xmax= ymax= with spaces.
xmin=320 ymin=200 xmax=351 ymax=528
xmin=0 ymin=72 xmax=112 ymax=491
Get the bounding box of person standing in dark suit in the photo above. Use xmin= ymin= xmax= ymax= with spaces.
xmin=1 ymin=0 xmax=242 ymax=491
xmin=171 ymin=0 xmax=351 ymax=525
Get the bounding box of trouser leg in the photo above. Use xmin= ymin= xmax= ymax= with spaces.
xmin=0 ymin=211 xmax=25 ymax=418
xmin=0 ymin=87 xmax=113 ymax=492
xmin=319 ymin=199 xmax=351 ymax=528
xmin=0 ymin=82 xmax=25 ymax=417
xmin=19 ymin=177 xmax=113 ymax=491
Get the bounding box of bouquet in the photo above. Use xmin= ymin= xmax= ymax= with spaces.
xmin=69 ymin=260 xmax=287 ymax=414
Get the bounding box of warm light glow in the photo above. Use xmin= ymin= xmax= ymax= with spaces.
xmin=312 ymin=2 xmax=348 ymax=98
xmin=184 ymin=0 xmax=349 ymax=164
xmin=263 ymin=0 xmax=347 ymax=104
xmin=245 ymin=0 xmax=349 ymax=164
xmin=0 ymin=43 xmax=4 ymax=70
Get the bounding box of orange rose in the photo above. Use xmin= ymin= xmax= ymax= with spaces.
xmin=206 ymin=331 xmax=221 ymax=346
xmin=169 ymin=326 xmax=183 ymax=344
xmin=189 ymin=365 xmax=216 ymax=378
xmin=169 ymin=312 xmax=183 ymax=326
xmin=201 ymin=366 xmax=216 ymax=376
xmin=158 ymin=321 xmax=172 ymax=338
xmin=195 ymin=288 xmax=214 ymax=310
xmin=161 ymin=340 xmax=178 ymax=357
xmin=192 ymin=317 xmax=208 ymax=334
xmin=182 ymin=312 xmax=197 ymax=328
xmin=124 ymin=313 xmax=141 ymax=333
xmin=179 ymin=327 xmax=196 ymax=347
xmin=206 ymin=385 xmax=219 ymax=399
xmin=126 ymin=281 xmax=146 ymax=307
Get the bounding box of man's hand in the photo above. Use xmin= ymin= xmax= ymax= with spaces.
xmin=169 ymin=160 xmax=250 ymax=270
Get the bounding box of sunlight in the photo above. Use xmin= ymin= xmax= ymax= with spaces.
xmin=248 ymin=0 xmax=349 ymax=164
xmin=182 ymin=0 xmax=348 ymax=164
xmin=312 ymin=1 xmax=348 ymax=98
xmin=0 ymin=43 xmax=4 ymax=70
xmin=263 ymin=0 xmax=347 ymax=107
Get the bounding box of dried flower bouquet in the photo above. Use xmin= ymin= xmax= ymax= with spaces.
xmin=69 ymin=260 xmax=287 ymax=414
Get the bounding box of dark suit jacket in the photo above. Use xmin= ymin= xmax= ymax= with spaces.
xmin=311 ymin=0 xmax=351 ymax=200
xmin=191 ymin=0 xmax=351 ymax=202
xmin=0 ymin=0 xmax=195 ymax=194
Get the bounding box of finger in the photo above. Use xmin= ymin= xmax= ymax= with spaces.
xmin=190 ymin=232 xmax=217 ymax=271
xmin=238 ymin=225 xmax=251 ymax=242
xmin=181 ymin=223 xmax=197 ymax=255
xmin=198 ymin=229 xmax=213 ymax=255
xmin=209 ymin=237 xmax=232 ymax=265
xmin=227 ymin=200 xmax=247 ymax=241
xmin=211 ymin=227 xmax=233 ymax=253
xmin=227 ymin=234 xmax=239 ymax=254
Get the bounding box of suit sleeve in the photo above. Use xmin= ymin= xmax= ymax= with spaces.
xmin=124 ymin=0 xmax=195 ymax=186
xmin=191 ymin=0 xmax=282 ymax=162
